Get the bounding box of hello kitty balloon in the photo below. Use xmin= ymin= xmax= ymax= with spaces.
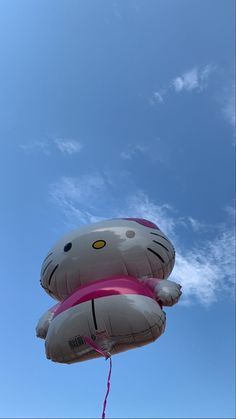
xmin=36 ymin=218 xmax=182 ymax=364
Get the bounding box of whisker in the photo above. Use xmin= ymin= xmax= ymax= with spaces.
xmin=42 ymin=252 xmax=53 ymax=264
xmin=152 ymin=240 xmax=169 ymax=252
xmin=147 ymin=248 xmax=165 ymax=263
xmin=150 ymin=232 xmax=170 ymax=242
xmin=39 ymin=279 xmax=47 ymax=289
xmin=42 ymin=260 xmax=53 ymax=275
xmin=48 ymin=264 xmax=59 ymax=286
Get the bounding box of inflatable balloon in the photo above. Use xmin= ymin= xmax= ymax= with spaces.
xmin=36 ymin=218 xmax=182 ymax=364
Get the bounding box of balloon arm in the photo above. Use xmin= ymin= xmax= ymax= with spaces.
xmin=36 ymin=303 xmax=61 ymax=339
xmin=154 ymin=279 xmax=182 ymax=306
xmin=140 ymin=277 xmax=182 ymax=306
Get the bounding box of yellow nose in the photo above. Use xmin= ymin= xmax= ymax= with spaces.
xmin=92 ymin=240 xmax=106 ymax=249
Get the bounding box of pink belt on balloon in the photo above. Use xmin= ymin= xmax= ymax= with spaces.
xmin=53 ymin=275 xmax=158 ymax=318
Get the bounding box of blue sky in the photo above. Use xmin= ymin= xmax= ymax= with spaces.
xmin=0 ymin=1 xmax=235 ymax=418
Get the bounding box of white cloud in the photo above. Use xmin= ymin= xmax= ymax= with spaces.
xmin=150 ymin=91 xmax=164 ymax=104
xmin=122 ymin=192 xmax=235 ymax=306
xmin=19 ymin=141 xmax=50 ymax=155
xmin=148 ymin=89 xmax=166 ymax=106
xmin=200 ymin=64 xmax=214 ymax=83
xmin=120 ymin=139 xmax=168 ymax=164
xmin=120 ymin=144 xmax=149 ymax=160
xmin=222 ymin=85 xmax=235 ymax=128
xmin=172 ymin=65 xmax=214 ymax=93
xmin=50 ymin=174 xmax=235 ymax=306
xmin=120 ymin=151 xmax=132 ymax=160
xmin=172 ymin=230 xmax=235 ymax=305
xmin=153 ymin=91 xmax=164 ymax=102
xmin=122 ymin=191 xmax=176 ymax=238
xmin=112 ymin=1 xmax=122 ymax=19
xmin=173 ymin=68 xmax=198 ymax=92
xmin=19 ymin=138 xmax=83 ymax=156
xmin=224 ymin=205 xmax=236 ymax=221
xmin=178 ymin=216 xmax=208 ymax=232
xmin=50 ymin=175 xmax=107 ymax=226
xmin=149 ymin=64 xmax=215 ymax=106
xmin=54 ymin=138 xmax=83 ymax=155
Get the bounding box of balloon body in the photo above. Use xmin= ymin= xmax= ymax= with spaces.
xmin=36 ymin=218 xmax=181 ymax=363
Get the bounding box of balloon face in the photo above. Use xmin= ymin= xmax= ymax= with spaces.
xmin=40 ymin=218 xmax=175 ymax=301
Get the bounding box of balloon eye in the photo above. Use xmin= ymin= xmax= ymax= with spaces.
xmin=64 ymin=242 xmax=72 ymax=252
xmin=92 ymin=240 xmax=106 ymax=249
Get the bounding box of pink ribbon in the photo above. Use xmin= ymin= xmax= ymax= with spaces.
xmin=101 ymin=357 xmax=112 ymax=419
xmin=84 ymin=336 xmax=112 ymax=419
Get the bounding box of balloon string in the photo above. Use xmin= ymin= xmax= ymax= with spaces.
xmin=102 ymin=357 xmax=112 ymax=419
xmin=84 ymin=336 xmax=112 ymax=419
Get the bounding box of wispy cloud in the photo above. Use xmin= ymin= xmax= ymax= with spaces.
xmin=121 ymin=192 xmax=235 ymax=305
xmin=19 ymin=138 xmax=83 ymax=156
xmin=112 ymin=1 xmax=122 ymax=19
xmin=149 ymin=64 xmax=215 ymax=105
xmin=19 ymin=141 xmax=50 ymax=155
xmin=224 ymin=205 xmax=236 ymax=220
xmin=222 ymin=85 xmax=235 ymax=128
xmin=120 ymin=144 xmax=149 ymax=160
xmin=173 ymin=68 xmax=199 ymax=92
xmin=120 ymin=139 xmax=169 ymax=164
xmin=149 ymin=90 xmax=165 ymax=105
xmin=173 ymin=230 xmax=235 ymax=305
xmin=54 ymin=138 xmax=83 ymax=154
xmin=50 ymin=174 xmax=108 ymax=226
xmin=172 ymin=65 xmax=214 ymax=93
xmin=122 ymin=192 xmax=175 ymax=237
xmin=50 ymin=174 xmax=235 ymax=306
